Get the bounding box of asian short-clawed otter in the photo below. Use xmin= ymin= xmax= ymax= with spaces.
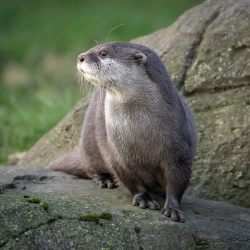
xmin=47 ymin=42 xmax=197 ymax=223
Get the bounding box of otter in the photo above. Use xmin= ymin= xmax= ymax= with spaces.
xmin=47 ymin=42 xmax=197 ymax=222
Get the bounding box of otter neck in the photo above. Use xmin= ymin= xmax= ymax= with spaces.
xmin=104 ymin=81 xmax=167 ymax=119
xmin=105 ymin=78 xmax=159 ymax=103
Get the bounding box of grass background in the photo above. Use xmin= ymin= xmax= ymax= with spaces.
xmin=0 ymin=0 xmax=204 ymax=163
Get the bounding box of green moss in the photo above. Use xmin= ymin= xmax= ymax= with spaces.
xmin=79 ymin=212 xmax=112 ymax=224
xmin=23 ymin=195 xmax=30 ymax=198
xmin=79 ymin=213 xmax=100 ymax=224
xmin=58 ymin=215 xmax=63 ymax=219
xmin=42 ymin=202 xmax=49 ymax=210
xmin=193 ymin=210 xmax=201 ymax=215
xmin=26 ymin=198 xmax=41 ymax=204
xmin=134 ymin=225 xmax=140 ymax=234
xmin=100 ymin=211 xmax=112 ymax=220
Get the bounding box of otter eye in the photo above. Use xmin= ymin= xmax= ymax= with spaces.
xmin=100 ymin=50 xmax=108 ymax=58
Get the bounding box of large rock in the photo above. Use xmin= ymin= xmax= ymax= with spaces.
xmin=19 ymin=0 xmax=250 ymax=208
xmin=1 ymin=165 xmax=250 ymax=250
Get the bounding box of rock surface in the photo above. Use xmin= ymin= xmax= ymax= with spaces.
xmin=19 ymin=0 xmax=250 ymax=208
xmin=1 ymin=165 xmax=250 ymax=250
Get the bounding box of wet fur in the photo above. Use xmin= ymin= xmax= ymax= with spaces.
xmin=47 ymin=42 xmax=197 ymax=222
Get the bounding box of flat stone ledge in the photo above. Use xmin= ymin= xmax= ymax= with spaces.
xmin=0 ymin=165 xmax=250 ymax=250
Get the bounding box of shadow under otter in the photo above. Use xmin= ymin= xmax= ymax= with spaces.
xmin=47 ymin=42 xmax=197 ymax=223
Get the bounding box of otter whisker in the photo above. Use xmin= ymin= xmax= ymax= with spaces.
xmin=86 ymin=84 xmax=94 ymax=99
xmin=105 ymin=24 xmax=124 ymax=43
xmin=76 ymin=71 xmax=85 ymax=92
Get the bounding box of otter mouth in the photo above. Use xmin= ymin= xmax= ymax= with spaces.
xmin=77 ymin=67 xmax=98 ymax=85
xmin=79 ymin=69 xmax=95 ymax=77
xmin=77 ymin=65 xmax=87 ymax=75
xmin=77 ymin=64 xmax=97 ymax=80
xmin=77 ymin=63 xmax=91 ymax=74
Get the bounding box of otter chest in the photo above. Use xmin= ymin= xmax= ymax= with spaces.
xmin=104 ymin=97 xmax=166 ymax=164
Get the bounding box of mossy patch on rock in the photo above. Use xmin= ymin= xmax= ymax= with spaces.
xmin=26 ymin=198 xmax=41 ymax=204
xmin=193 ymin=210 xmax=201 ymax=215
xmin=42 ymin=202 xmax=49 ymax=210
xmin=99 ymin=211 xmax=112 ymax=220
xmin=78 ymin=212 xmax=113 ymax=224
xmin=79 ymin=213 xmax=100 ymax=224
xmin=134 ymin=225 xmax=140 ymax=234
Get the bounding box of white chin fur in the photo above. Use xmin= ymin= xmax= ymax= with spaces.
xmin=77 ymin=59 xmax=126 ymax=89
xmin=77 ymin=63 xmax=99 ymax=85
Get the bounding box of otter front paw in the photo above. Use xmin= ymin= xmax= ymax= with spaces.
xmin=133 ymin=192 xmax=160 ymax=210
xmin=162 ymin=205 xmax=185 ymax=223
xmin=93 ymin=174 xmax=116 ymax=189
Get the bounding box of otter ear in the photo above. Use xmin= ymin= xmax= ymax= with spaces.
xmin=134 ymin=52 xmax=147 ymax=65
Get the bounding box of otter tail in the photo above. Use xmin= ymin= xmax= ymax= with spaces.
xmin=46 ymin=149 xmax=88 ymax=178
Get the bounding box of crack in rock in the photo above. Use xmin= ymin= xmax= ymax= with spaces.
xmin=13 ymin=175 xmax=52 ymax=182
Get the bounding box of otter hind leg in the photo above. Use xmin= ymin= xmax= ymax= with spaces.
xmin=161 ymin=161 xmax=192 ymax=223
xmin=133 ymin=192 xmax=160 ymax=210
xmin=112 ymin=166 xmax=160 ymax=210
xmin=92 ymin=173 xmax=116 ymax=189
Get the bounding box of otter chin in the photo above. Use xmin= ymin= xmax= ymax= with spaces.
xmin=47 ymin=42 xmax=197 ymax=223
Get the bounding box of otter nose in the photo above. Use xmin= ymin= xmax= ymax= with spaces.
xmin=77 ymin=54 xmax=85 ymax=63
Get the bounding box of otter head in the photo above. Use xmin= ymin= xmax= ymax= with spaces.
xmin=77 ymin=42 xmax=157 ymax=94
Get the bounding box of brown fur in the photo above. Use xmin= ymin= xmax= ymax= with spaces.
xmin=47 ymin=42 xmax=197 ymax=222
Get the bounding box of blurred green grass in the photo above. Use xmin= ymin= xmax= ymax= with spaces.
xmin=0 ymin=0 xmax=204 ymax=163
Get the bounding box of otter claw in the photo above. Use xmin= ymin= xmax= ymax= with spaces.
xmin=93 ymin=174 xmax=116 ymax=189
xmin=133 ymin=192 xmax=160 ymax=210
xmin=162 ymin=206 xmax=185 ymax=223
